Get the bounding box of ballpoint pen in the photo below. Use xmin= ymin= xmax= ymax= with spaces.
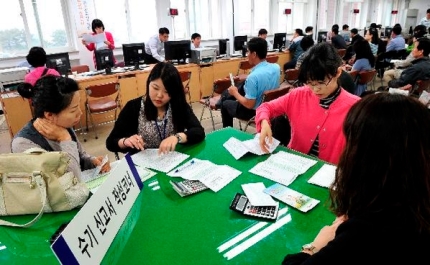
xmin=174 ymin=159 xmax=195 ymax=173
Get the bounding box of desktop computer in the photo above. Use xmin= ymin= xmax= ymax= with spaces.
xmin=164 ymin=40 xmax=191 ymax=64
xmin=123 ymin=43 xmax=146 ymax=69
xmin=45 ymin=52 xmax=71 ymax=76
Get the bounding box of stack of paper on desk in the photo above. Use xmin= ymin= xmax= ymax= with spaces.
xmin=223 ymin=134 xmax=280 ymax=159
xmin=167 ymin=158 xmax=241 ymax=192
xmin=307 ymin=164 xmax=336 ymax=188
xmin=249 ymin=151 xmax=317 ymax=186
xmin=131 ymin=149 xmax=189 ymax=173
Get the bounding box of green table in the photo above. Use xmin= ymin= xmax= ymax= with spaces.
xmin=0 ymin=127 xmax=335 ymax=265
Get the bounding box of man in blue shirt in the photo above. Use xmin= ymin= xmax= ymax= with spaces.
xmin=145 ymin=27 xmax=169 ymax=63
xmin=386 ymin=25 xmax=405 ymax=52
xmin=221 ymin=37 xmax=280 ymax=128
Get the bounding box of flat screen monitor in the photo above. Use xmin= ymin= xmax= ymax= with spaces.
xmin=45 ymin=52 xmax=71 ymax=76
xmin=233 ymin=35 xmax=247 ymax=52
xmin=95 ymin=49 xmax=115 ymax=70
xmin=164 ymin=40 xmax=191 ymax=64
xmin=122 ymin=43 xmax=146 ymax=67
xmin=218 ymin=39 xmax=228 ymax=55
xmin=273 ymin=33 xmax=287 ymax=49
xmin=317 ymin=31 xmax=328 ymax=43
xmin=384 ymin=27 xmax=392 ymax=38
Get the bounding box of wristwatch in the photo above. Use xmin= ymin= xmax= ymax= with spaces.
xmin=301 ymin=243 xmax=317 ymax=254
xmin=175 ymin=133 xmax=183 ymax=144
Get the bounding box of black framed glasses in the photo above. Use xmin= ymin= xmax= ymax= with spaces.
xmin=306 ymin=76 xmax=333 ymax=89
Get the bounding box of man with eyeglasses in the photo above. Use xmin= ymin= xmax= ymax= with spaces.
xmin=255 ymin=42 xmax=360 ymax=165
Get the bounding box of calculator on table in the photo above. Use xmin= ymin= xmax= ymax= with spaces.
xmin=170 ymin=180 xmax=209 ymax=197
xmin=229 ymin=193 xmax=279 ymax=220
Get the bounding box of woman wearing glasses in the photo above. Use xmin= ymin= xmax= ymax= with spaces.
xmin=255 ymin=42 xmax=360 ymax=164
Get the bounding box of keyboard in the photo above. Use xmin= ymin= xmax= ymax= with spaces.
xmin=83 ymin=70 xmax=105 ymax=76
xmin=230 ymin=54 xmax=242 ymax=58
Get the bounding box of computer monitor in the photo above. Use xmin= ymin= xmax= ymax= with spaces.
xmin=164 ymin=40 xmax=191 ymax=64
xmin=233 ymin=35 xmax=247 ymax=52
xmin=45 ymin=52 xmax=71 ymax=76
xmin=384 ymin=27 xmax=393 ymax=38
xmin=95 ymin=49 xmax=115 ymax=70
xmin=122 ymin=43 xmax=146 ymax=68
xmin=273 ymin=33 xmax=287 ymax=50
xmin=317 ymin=31 xmax=328 ymax=43
xmin=218 ymin=39 xmax=228 ymax=55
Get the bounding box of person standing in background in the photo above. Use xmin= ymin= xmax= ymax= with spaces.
xmin=81 ymin=19 xmax=116 ymax=69
xmin=145 ymin=27 xmax=170 ymax=64
xmin=420 ymin=8 xmax=430 ymax=28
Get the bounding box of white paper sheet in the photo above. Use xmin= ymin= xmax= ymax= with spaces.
xmin=82 ymin=32 xmax=106 ymax=44
xmin=241 ymin=182 xmax=278 ymax=206
xmin=167 ymin=158 xmax=241 ymax=192
xmin=223 ymin=134 xmax=280 ymax=160
xmin=249 ymin=151 xmax=317 ymax=186
xmin=131 ymin=149 xmax=189 ymax=173
xmin=307 ymin=164 xmax=336 ymax=188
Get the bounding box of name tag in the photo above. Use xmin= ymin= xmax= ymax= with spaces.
xmin=51 ymin=155 xmax=143 ymax=264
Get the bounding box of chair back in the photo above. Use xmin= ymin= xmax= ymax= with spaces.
xmin=179 ymin=71 xmax=192 ymax=92
xmin=337 ymin=49 xmax=347 ymax=58
xmin=411 ymin=79 xmax=430 ymax=96
xmin=284 ymin=68 xmax=300 ymax=85
xmin=237 ymin=60 xmax=253 ymax=75
xmin=86 ymin=82 xmax=120 ymax=98
xmin=266 ymin=55 xmax=279 ymax=64
xmin=349 ymin=70 xmax=359 ymax=82
xmin=395 ymin=49 xmax=408 ymax=60
xmin=262 ymin=86 xmax=291 ymax=102
xmin=71 ymin=65 xmax=89 ymax=74
xmin=357 ymin=69 xmax=377 ymax=85
xmin=213 ymin=78 xmax=232 ymax=95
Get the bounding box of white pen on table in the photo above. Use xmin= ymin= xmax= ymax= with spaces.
xmin=92 ymin=154 xmax=109 ymax=179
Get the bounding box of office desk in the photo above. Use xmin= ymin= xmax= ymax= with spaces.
xmin=0 ymin=127 xmax=334 ymax=265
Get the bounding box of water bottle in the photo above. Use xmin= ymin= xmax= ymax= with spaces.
xmin=226 ymin=40 xmax=231 ymax=59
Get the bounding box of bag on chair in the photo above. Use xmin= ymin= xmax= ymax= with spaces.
xmin=0 ymin=148 xmax=90 ymax=227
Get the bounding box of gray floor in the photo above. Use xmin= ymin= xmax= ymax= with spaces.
xmin=0 ymin=102 xmax=256 ymax=161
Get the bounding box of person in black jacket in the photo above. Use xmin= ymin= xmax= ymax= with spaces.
xmin=388 ymin=38 xmax=430 ymax=89
xmin=106 ymin=62 xmax=205 ymax=155
xmin=282 ymin=93 xmax=430 ymax=265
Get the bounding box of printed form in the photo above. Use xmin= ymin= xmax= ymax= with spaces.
xmin=131 ymin=149 xmax=189 ymax=173
xmin=223 ymin=133 xmax=280 ymax=160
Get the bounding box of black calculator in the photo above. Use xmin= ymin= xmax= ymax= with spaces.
xmin=170 ymin=180 xmax=209 ymax=197
xmin=229 ymin=193 xmax=279 ymax=220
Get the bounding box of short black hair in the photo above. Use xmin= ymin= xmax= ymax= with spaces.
xmin=305 ymin=26 xmax=313 ymax=33
xmin=295 ymin=28 xmax=304 ymax=36
xmin=159 ymin=27 xmax=170 ymax=35
xmin=332 ymin=28 xmax=339 ymax=35
xmin=392 ymin=25 xmax=402 ymax=35
xmin=247 ymin=37 xmax=267 ymax=59
xmin=350 ymin=28 xmax=358 ymax=34
xmin=298 ymin=42 xmax=342 ymax=83
xmin=91 ymin=19 xmax=104 ymax=33
xmin=332 ymin=24 xmax=339 ymax=31
xmin=26 ymin=46 xmax=47 ymax=67
xmin=427 ymin=8 xmax=430 ymax=13
xmin=370 ymin=23 xmax=377 ymax=28
xmin=300 ymin=36 xmax=315 ymax=51
xmin=191 ymin=33 xmax=201 ymax=40
xmin=414 ymin=25 xmax=427 ymax=35
xmin=342 ymin=24 xmax=349 ymax=30
xmin=417 ymin=38 xmax=430 ymax=57
xmin=258 ymin=28 xmax=268 ymax=35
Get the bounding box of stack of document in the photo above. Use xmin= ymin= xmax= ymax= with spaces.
xmin=223 ymin=133 xmax=280 ymax=160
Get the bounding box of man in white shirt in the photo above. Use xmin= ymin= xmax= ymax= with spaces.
xmin=258 ymin=28 xmax=272 ymax=50
xmin=145 ymin=27 xmax=169 ymax=64
xmin=191 ymin=33 xmax=203 ymax=50
xmin=419 ymin=9 xmax=430 ymax=28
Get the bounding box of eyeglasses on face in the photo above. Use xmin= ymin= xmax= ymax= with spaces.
xmin=306 ymin=76 xmax=333 ymax=89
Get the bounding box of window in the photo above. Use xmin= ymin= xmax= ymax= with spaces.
xmin=234 ymin=0 xmax=271 ymax=36
xmin=0 ymin=0 xmax=72 ymax=59
xmin=253 ymin=0 xmax=270 ymax=35
xmin=277 ymin=1 xmax=307 ymax=34
xmin=170 ymin=0 xmax=188 ymax=39
xmin=93 ymin=0 xmax=158 ymax=45
xmin=188 ymin=0 xmax=222 ymax=39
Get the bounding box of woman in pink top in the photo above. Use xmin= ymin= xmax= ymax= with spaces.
xmin=256 ymin=42 xmax=360 ymax=164
xmin=81 ymin=19 xmax=116 ymax=69
xmin=24 ymin=47 xmax=60 ymax=86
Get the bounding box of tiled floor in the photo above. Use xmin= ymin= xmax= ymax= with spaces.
xmin=0 ymin=102 xmax=256 ymax=161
